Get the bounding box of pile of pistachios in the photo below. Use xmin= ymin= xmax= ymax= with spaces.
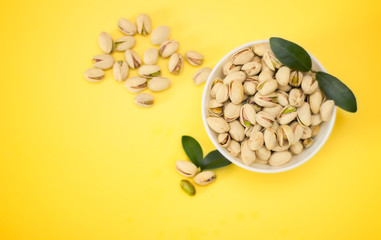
xmin=206 ymin=43 xmax=335 ymax=167
xmin=84 ymin=13 xmax=212 ymax=107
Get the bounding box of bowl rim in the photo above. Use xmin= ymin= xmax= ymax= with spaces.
xmin=201 ymin=39 xmax=336 ymax=173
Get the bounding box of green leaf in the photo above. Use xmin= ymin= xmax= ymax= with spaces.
xmin=269 ymin=37 xmax=312 ymax=72
xmin=201 ymin=150 xmax=231 ymax=170
xmin=316 ymin=72 xmax=357 ymax=112
xmin=181 ymin=136 xmax=203 ymax=167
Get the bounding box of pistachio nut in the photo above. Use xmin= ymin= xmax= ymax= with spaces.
xmin=193 ymin=67 xmax=211 ymax=86
xmin=243 ymin=79 xmax=258 ymax=95
xmin=290 ymin=121 xmax=304 ymax=144
xmin=253 ymin=93 xmax=278 ymax=107
xmin=257 ymin=79 xmax=278 ymax=95
xmin=264 ymin=128 xmax=277 ymax=150
xmin=227 ymin=140 xmax=241 ymax=157
xmin=297 ymin=102 xmax=312 ymax=127
xmin=229 ymin=80 xmax=244 ymax=104
xmin=311 ymin=114 xmax=322 ymax=126
xmin=263 ymin=105 xmax=282 ymax=119
xmin=289 ymin=88 xmax=305 ymax=107
xmin=218 ymin=133 xmax=231 ymax=147
xmin=245 ymin=124 xmax=262 ymax=137
xmin=117 ymin=18 xmax=137 ymax=35
xmin=134 ymin=93 xmax=154 ymax=108
xmin=271 ymin=121 xmax=280 ymax=131
xmin=115 ymin=36 xmax=136 ymax=51
xmin=308 ymin=90 xmax=323 ymax=114
xmin=223 ymin=71 xmax=246 ymax=85
xmin=231 ymin=48 xmax=254 ymax=65
xmin=223 ymin=102 xmax=241 ymax=122
xmin=150 ymin=25 xmax=170 ymax=45
xmin=263 ymin=51 xmax=282 ymax=71
xmin=277 ymin=91 xmax=289 ymax=106
xmin=290 ymin=141 xmax=303 ymax=155
xmin=148 ymin=77 xmax=171 ymax=92
xmin=241 ymin=140 xmax=256 ymax=166
xmin=256 ymin=111 xmax=275 ymax=128
xmin=268 ymin=151 xmax=292 ymax=166
xmin=320 ymin=100 xmax=335 ymax=121
xmin=168 ymin=53 xmax=184 ymax=75
xmin=241 ymin=61 xmax=262 ymax=76
xmin=98 ymin=32 xmax=114 ymax=54
xmin=277 ymin=105 xmax=297 ymax=125
xmin=277 ymin=125 xmax=294 ymax=147
xmin=136 ymin=13 xmax=151 ymax=35
xmin=303 ymin=138 xmax=314 ymax=148
xmin=208 ymin=99 xmax=224 ymax=116
xmin=206 ymin=117 xmax=229 ymax=133
xmin=222 ymin=60 xmax=241 ymax=76
xmin=278 ymin=84 xmax=292 ymax=92
xmin=175 ymin=160 xmax=198 ymax=177
xmin=246 ymin=97 xmax=263 ymax=111
xmin=311 ymin=125 xmax=320 ymax=137
xmin=248 ymin=131 xmax=264 ymax=151
xmin=301 ymin=75 xmax=318 ymax=94
xmin=83 ymin=68 xmax=105 ymax=82
xmin=289 ymin=71 xmax=303 ymax=87
xmin=256 ymin=146 xmax=271 ymax=161
xmin=215 ymin=84 xmax=229 ymax=103
xmin=272 ymin=143 xmax=290 ymax=152
xmin=143 ymin=48 xmax=159 ymax=65
xmin=125 ymin=77 xmax=147 ymax=93
xmin=255 ymin=159 xmax=269 ymax=165
xmin=253 ymin=56 xmax=262 ymax=63
xmin=239 ymin=104 xmax=256 ymax=127
xmin=252 ymin=43 xmax=271 ymax=57
xmin=112 ymin=60 xmax=129 ymax=82
xmin=159 ymin=40 xmax=179 ymax=58
xmin=301 ymin=126 xmax=312 ymax=139
xmin=138 ymin=65 xmax=161 ymax=78
xmin=228 ymin=120 xmax=245 ymax=142
xmin=180 ymin=179 xmax=195 ymax=196
xmin=185 ymin=51 xmax=204 ymax=66
xmin=125 ymin=49 xmax=142 ymax=69
xmin=92 ymin=54 xmax=114 ymax=69
xmin=194 ymin=171 xmax=216 ymax=185
xmin=275 ymin=66 xmax=291 ymax=86
xmin=210 ymin=78 xmax=223 ymax=98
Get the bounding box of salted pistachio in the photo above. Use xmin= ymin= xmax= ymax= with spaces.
xmin=252 ymin=43 xmax=271 ymax=57
xmin=222 ymin=60 xmax=240 ymax=76
xmin=98 ymin=32 xmax=114 ymax=54
xmin=241 ymin=61 xmax=261 ymax=76
xmin=289 ymin=88 xmax=305 ymax=107
xmin=290 ymin=141 xmax=303 ymax=155
xmin=248 ymin=131 xmax=264 ymax=151
xmin=278 ymin=84 xmax=292 ymax=92
xmin=229 ymin=80 xmax=244 ymax=104
xmin=168 ymin=53 xmax=184 ymax=75
xmin=320 ymin=100 xmax=335 ymax=121
xmin=308 ymin=90 xmax=323 ymax=114
xmin=193 ymin=67 xmax=211 ymax=86
xmin=311 ymin=125 xmax=320 ymax=137
xmin=218 ymin=133 xmax=231 ymax=147
xmin=277 ymin=125 xmax=294 ymax=147
xmin=134 ymin=93 xmax=154 ymax=108
xmin=264 ymin=128 xmax=277 ymax=150
xmin=125 ymin=49 xmax=142 ymax=69
xmin=215 ymin=84 xmax=229 ymax=103
xmin=303 ymin=138 xmax=314 ymax=148
xmin=239 ymin=104 xmax=256 ymax=127
xmin=277 ymin=105 xmax=297 ymax=125
xmin=257 ymin=79 xmax=278 ymax=95
xmin=301 ymin=126 xmax=312 ymax=139
xmin=159 ymin=40 xmax=179 ymax=58
xmin=185 ymin=51 xmax=204 ymax=66
xmin=289 ymin=71 xmax=303 ymax=87
xmin=136 ymin=13 xmax=151 ymax=35
xmin=256 ymin=111 xmax=275 ymax=128
xmin=180 ymin=180 xmax=195 ymax=196
xmin=138 ymin=65 xmax=161 ymax=78
xmin=241 ymin=140 xmax=256 ymax=166
xmin=275 ymin=66 xmax=291 ymax=86
xmin=301 ymin=75 xmax=318 ymax=94
xmin=112 ymin=60 xmax=129 ymax=82
xmin=269 ymin=151 xmax=292 ymax=166
xmin=231 ymin=48 xmax=254 ymax=65
xmin=297 ymin=102 xmax=312 ymax=127
xmin=263 ymin=51 xmax=282 ymax=71
xmin=277 ymin=91 xmax=289 ymax=106
xmin=208 ymin=99 xmax=223 ymax=116
xmin=194 ymin=171 xmax=216 ymax=185
xmin=117 ymin=18 xmax=137 ymax=35
xmin=210 ymin=78 xmax=223 ymax=98
xmin=92 ymin=54 xmax=114 ymax=70
xmin=223 ymin=71 xmax=246 ymax=85
xmin=243 ymin=79 xmax=258 ymax=95
xmin=115 ymin=36 xmax=136 ymax=51
xmin=229 ymin=120 xmax=245 ymax=142
xmin=223 ymin=102 xmax=241 ymax=122
xmin=311 ymin=114 xmax=322 ymax=126
xmin=227 ymin=140 xmax=241 ymax=157
xmin=263 ymin=105 xmax=282 ymax=118
xmin=125 ymin=77 xmax=147 ymax=93
xmin=84 ymin=68 xmax=105 ymax=82
xmin=253 ymin=93 xmax=278 ymax=107
xmin=256 ymin=146 xmax=271 ymax=161
xmin=143 ymin=48 xmax=159 ymax=65
xmin=150 ymin=25 xmax=170 ymax=45
xmin=207 ymin=117 xmax=229 ymax=133
xmin=148 ymin=77 xmax=171 ymax=92
xmin=175 ymin=160 xmax=198 ymax=177
xmin=290 ymin=121 xmax=304 ymax=144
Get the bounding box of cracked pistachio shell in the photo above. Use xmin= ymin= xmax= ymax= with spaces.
xmin=124 ymin=77 xmax=147 ymax=93
xmin=223 ymin=71 xmax=246 ymax=85
xmin=263 ymin=105 xmax=283 ymax=118
xmin=117 ymin=18 xmax=137 ymax=35
xmin=241 ymin=61 xmax=262 ymax=76
xmin=125 ymin=49 xmax=142 ymax=69
xmin=277 ymin=91 xmax=289 ymax=106
xmin=257 ymin=79 xmax=278 ymax=95
xmin=222 ymin=60 xmax=241 ymax=76
xmin=239 ymin=104 xmax=256 ymax=127
xmin=253 ymin=93 xmax=278 ymax=107
xmin=159 ymin=40 xmax=179 ymax=58
xmin=246 ymin=97 xmax=263 ymax=111
xmin=320 ymin=100 xmax=335 ymax=121
xmin=148 ymin=77 xmax=171 ymax=92
xmin=84 ymin=68 xmax=105 ymax=82
xmin=311 ymin=125 xmax=320 ymax=137
xmin=224 ymin=102 xmax=241 ymax=122
xmin=289 ymin=71 xmax=303 ymax=87
xmin=243 ymin=78 xmax=258 ymax=95
xmin=297 ymin=102 xmax=312 ymax=127
xmin=301 ymin=127 xmax=312 ymax=139
xmin=92 ymin=54 xmax=114 ymax=70
xmin=175 ymin=160 xmax=198 ymax=177
xmin=269 ymin=151 xmax=292 ymax=166
xmin=194 ymin=171 xmax=216 ymax=185
xmin=241 ymin=140 xmax=256 ymax=166
xmin=112 ymin=60 xmax=129 ymax=82
xmin=208 ymin=99 xmax=224 ymax=116
xmin=303 ymin=138 xmax=314 ymax=148
xmin=134 ymin=93 xmax=154 ymax=108
xmin=215 ymin=84 xmax=229 ymax=103
xmin=308 ymin=90 xmax=323 ymax=114
xmin=264 ymin=128 xmax=277 ymax=150
xmin=185 ymin=51 xmax=204 ymax=66
xmin=143 ymin=48 xmax=158 ymax=65
xmin=301 ymin=75 xmax=318 ymax=94
xmin=136 ymin=13 xmax=151 ymax=35
xmin=98 ymin=32 xmax=114 ymax=54
xmin=278 ymin=84 xmax=292 ymax=92
xmin=272 ymin=143 xmax=290 ymax=152
xmin=229 ymin=80 xmax=244 ymax=104
xmin=278 ymin=105 xmax=297 ymax=125
xmin=275 ymin=66 xmax=291 ymax=86
xmin=207 ymin=117 xmax=229 ymax=133
xmin=263 ymin=51 xmax=282 ymax=71
xmin=277 ymin=125 xmax=294 ymax=147
xmin=115 ymin=36 xmax=136 ymax=51
xmin=271 ymin=121 xmax=280 ymax=131
xmin=289 ymin=88 xmax=306 ymax=107
xmin=311 ymin=114 xmax=322 ymax=127
xmin=290 ymin=141 xmax=304 ymax=155
xmin=245 ymin=124 xmax=262 ymax=137
xmin=256 ymin=111 xmax=275 ymax=128
xmin=248 ymin=131 xmax=264 ymax=151
xmin=138 ymin=65 xmax=161 ymax=78
xmin=231 ymin=48 xmax=254 ymax=65
xmin=210 ymin=78 xmax=223 ymax=98
xmin=227 ymin=140 xmax=241 ymax=157
xmin=150 ymin=25 xmax=170 ymax=45
xmin=256 ymin=146 xmax=271 ymax=161
xmin=228 ymin=120 xmax=245 ymax=142
xmin=218 ymin=133 xmax=231 ymax=147
xmin=252 ymin=43 xmax=271 ymax=57
xmin=193 ymin=67 xmax=211 ymax=86
xmin=290 ymin=121 xmax=304 ymax=144
xmin=168 ymin=53 xmax=184 ymax=75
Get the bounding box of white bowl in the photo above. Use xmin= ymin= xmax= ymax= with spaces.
xmin=201 ymin=40 xmax=336 ymax=173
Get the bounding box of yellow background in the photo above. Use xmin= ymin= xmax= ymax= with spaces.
xmin=1 ymin=0 xmax=380 ymax=239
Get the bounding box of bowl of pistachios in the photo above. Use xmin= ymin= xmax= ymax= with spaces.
xmin=201 ymin=39 xmax=336 ymax=173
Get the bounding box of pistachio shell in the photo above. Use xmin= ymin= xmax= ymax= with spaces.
xmin=175 ymin=160 xmax=198 ymax=177
xmin=148 ymin=77 xmax=171 ymax=92
xmin=112 ymin=60 xmax=129 ymax=82
xmin=134 ymin=93 xmax=154 ymax=108
xmin=277 ymin=105 xmax=297 ymax=125
xmin=320 ymin=100 xmax=335 ymax=121
xmin=207 ymin=117 xmax=229 ymax=133
xmin=210 ymin=78 xmax=223 ymax=98
xmin=309 ymin=90 xmax=323 ymax=114
xmin=124 ymin=77 xmax=147 ymax=93
xmin=115 ymin=36 xmax=136 ymax=51
xmin=248 ymin=131 xmax=264 ymax=151
xmin=269 ymin=151 xmax=292 ymax=166
xmin=263 ymin=105 xmax=283 ymax=118
xmin=264 ymin=128 xmax=277 ymax=150
xmin=239 ymin=104 xmax=256 ymax=127
xmin=277 ymin=91 xmax=289 ymax=106
xmin=275 ymin=66 xmax=291 ymax=86
xmin=194 ymin=171 xmax=216 ymax=185
xmin=297 ymin=102 xmax=312 ymax=127
xmin=290 ymin=141 xmax=304 ymax=155
xmin=193 ymin=67 xmax=211 ymax=86
xmin=277 ymin=125 xmax=294 ymax=147
xmin=143 ymin=48 xmax=159 ymax=65
xmin=301 ymin=127 xmax=312 ymax=139
xmin=208 ymin=99 xmax=223 ymax=116
xmin=245 ymin=124 xmax=262 ymax=137
xmin=218 ymin=133 xmax=231 ymax=147
xmin=252 ymin=43 xmax=271 ymax=57
xmin=215 ymin=84 xmax=229 ymax=103
xmin=168 ymin=53 xmax=184 ymax=74
xmin=150 ymin=25 xmax=170 ymax=45
xmin=303 ymin=138 xmax=314 ymax=148
xmin=223 ymin=71 xmax=246 ymax=85
xmin=301 ymin=75 xmax=318 ymax=94
xmin=253 ymin=93 xmax=278 ymax=107
xmin=289 ymin=71 xmax=303 ymax=87
xmin=227 ymin=140 xmax=241 ymax=157
xmin=185 ymin=51 xmax=204 ymax=66
xmin=223 ymin=102 xmax=241 ymax=122
xmin=125 ymin=49 xmax=142 ymax=69
xmin=241 ymin=140 xmax=256 ymax=166
xmin=311 ymin=125 xmax=320 ymax=137
xmin=222 ymin=60 xmax=241 ymax=76
xmin=289 ymin=88 xmax=305 ymax=107
xmin=290 ymin=122 xmax=304 ymax=144
xmin=243 ymin=78 xmax=258 ymax=95
xmin=159 ymin=40 xmax=179 ymax=58
xmin=83 ymin=68 xmax=105 ymax=82
xmin=136 ymin=13 xmax=151 ymax=35
xmin=256 ymin=111 xmax=275 ymax=128
xmin=231 ymin=48 xmax=254 ymax=65
xmin=92 ymin=54 xmax=114 ymax=69
xmin=241 ymin=61 xmax=262 ymax=76
xmin=117 ymin=18 xmax=137 ymax=35
xmin=228 ymin=120 xmax=245 ymax=142
xmin=255 ymin=146 xmax=271 ymax=161
xmin=257 ymin=79 xmax=278 ymax=95
xmin=229 ymin=80 xmax=244 ymax=104
xmin=311 ymin=114 xmax=322 ymax=126
xmin=138 ymin=65 xmax=161 ymax=78
xmin=98 ymin=32 xmax=114 ymax=54
xmin=263 ymin=51 xmax=282 ymax=71
xmin=278 ymin=84 xmax=292 ymax=92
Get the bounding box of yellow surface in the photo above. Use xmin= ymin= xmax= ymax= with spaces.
xmin=1 ymin=0 xmax=380 ymax=239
